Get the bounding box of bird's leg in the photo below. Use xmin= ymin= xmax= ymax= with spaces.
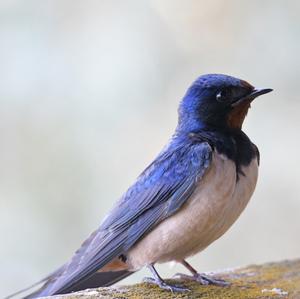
xmin=174 ymin=260 xmax=229 ymax=287
xmin=143 ymin=264 xmax=190 ymax=292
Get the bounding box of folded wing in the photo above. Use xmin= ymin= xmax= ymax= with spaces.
xmin=24 ymin=139 xmax=212 ymax=297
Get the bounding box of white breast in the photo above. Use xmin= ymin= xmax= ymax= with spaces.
xmin=127 ymin=151 xmax=258 ymax=270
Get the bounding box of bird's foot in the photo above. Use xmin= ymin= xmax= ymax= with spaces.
xmin=174 ymin=272 xmax=229 ymax=287
xmin=143 ymin=277 xmax=190 ymax=292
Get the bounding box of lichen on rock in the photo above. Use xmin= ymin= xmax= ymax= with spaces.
xmin=44 ymin=259 xmax=300 ymax=299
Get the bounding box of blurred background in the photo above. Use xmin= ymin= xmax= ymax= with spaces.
xmin=1 ymin=0 xmax=300 ymax=297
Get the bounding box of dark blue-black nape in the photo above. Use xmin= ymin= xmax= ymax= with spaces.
xmin=6 ymin=74 xmax=272 ymax=298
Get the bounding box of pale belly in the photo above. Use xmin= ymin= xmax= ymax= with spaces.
xmin=126 ymin=151 xmax=258 ymax=270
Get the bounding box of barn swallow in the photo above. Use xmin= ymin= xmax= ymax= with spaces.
xmin=7 ymin=74 xmax=272 ymax=298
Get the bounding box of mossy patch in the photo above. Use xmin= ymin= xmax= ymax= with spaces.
xmin=46 ymin=259 xmax=300 ymax=299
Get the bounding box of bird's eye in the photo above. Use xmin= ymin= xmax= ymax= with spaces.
xmin=216 ymin=90 xmax=229 ymax=102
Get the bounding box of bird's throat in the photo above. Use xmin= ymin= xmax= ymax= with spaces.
xmin=227 ymin=101 xmax=251 ymax=129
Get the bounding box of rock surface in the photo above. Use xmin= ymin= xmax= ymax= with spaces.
xmin=44 ymin=259 xmax=300 ymax=299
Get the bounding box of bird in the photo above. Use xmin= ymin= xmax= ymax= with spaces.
xmin=7 ymin=74 xmax=272 ymax=298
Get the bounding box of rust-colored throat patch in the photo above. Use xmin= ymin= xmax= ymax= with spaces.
xmin=227 ymin=100 xmax=251 ymax=129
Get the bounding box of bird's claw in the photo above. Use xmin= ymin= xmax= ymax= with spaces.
xmin=174 ymin=272 xmax=229 ymax=287
xmin=143 ymin=277 xmax=190 ymax=292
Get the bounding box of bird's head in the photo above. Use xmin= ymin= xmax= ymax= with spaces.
xmin=177 ymin=74 xmax=272 ymax=132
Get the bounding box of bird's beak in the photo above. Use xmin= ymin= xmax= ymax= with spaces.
xmin=231 ymin=88 xmax=273 ymax=107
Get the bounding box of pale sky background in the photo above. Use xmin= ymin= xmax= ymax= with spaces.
xmin=1 ymin=1 xmax=300 ymax=297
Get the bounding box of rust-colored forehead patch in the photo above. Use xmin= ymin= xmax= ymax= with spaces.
xmin=227 ymin=100 xmax=251 ymax=129
xmin=240 ymin=79 xmax=254 ymax=90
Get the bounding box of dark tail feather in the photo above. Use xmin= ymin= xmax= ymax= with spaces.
xmin=68 ymin=270 xmax=133 ymax=290
xmin=23 ymin=270 xmax=133 ymax=299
